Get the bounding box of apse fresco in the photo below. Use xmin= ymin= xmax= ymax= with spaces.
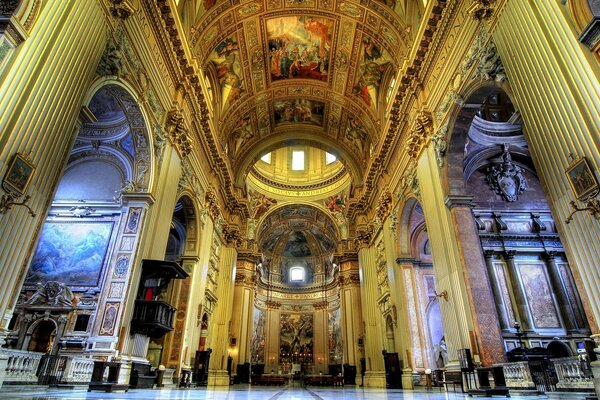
xmin=353 ymin=36 xmax=393 ymax=111
xmin=26 ymin=221 xmax=113 ymax=287
xmin=280 ymin=313 xmax=313 ymax=360
xmin=283 ymin=231 xmax=311 ymax=257
xmin=251 ymin=307 xmax=266 ymax=364
xmin=209 ymin=35 xmax=244 ymax=110
xmin=328 ymin=309 xmax=343 ymax=364
xmin=266 ymin=16 xmax=334 ymax=82
xmin=274 ymin=99 xmax=324 ymax=126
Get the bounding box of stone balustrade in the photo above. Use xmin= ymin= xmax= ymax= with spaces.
xmin=3 ymin=349 xmax=44 ymax=383
xmin=62 ymin=356 xmax=94 ymax=384
xmin=500 ymin=361 xmax=536 ymax=389
xmin=552 ymin=357 xmax=594 ymax=391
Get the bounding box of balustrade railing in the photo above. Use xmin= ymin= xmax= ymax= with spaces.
xmin=552 ymin=357 xmax=594 ymax=391
xmin=3 ymin=349 xmax=43 ymax=383
xmin=62 ymin=356 xmax=94 ymax=384
xmin=501 ymin=361 xmax=536 ymax=389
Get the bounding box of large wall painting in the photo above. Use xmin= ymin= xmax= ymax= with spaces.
xmin=519 ymin=263 xmax=560 ymax=328
xmin=26 ymin=221 xmax=114 ymax=287
xmin=274 ymin=99 xmax=324 ymax=126
xmin=353 ymin=36 xmax=393 ymax=111
xmin=251 ymin=307 xmax=266 ymax=364
xmin=266 ymin=16 xmax=334 ymax=82
xmin=280 ymin=313 xmax=313 ymax=360
xmin=328 ymin=308 xmax=342 ymax=364
xmin=209 ymin=35 xmax=245 ymax=111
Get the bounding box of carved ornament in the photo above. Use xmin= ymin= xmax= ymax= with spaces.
xmin=165 ymin=109 xmax=193 ymax=159
xmin=475 ymin=40 xmax=506 ymax=82
xmin=204 ymin=190 xmax=221 ymax=221
xmin=431 ymin=125 xmax=448 ymax=168
xmin=485 ymin=146 xmax=527 ymax=202
xmin=468 ymin=0 xmax=497 ymax=20
xmin=405 ymin=110 xmax=433 ymax=160
xmin=26 ymin=281 xmax=74 ymax=307
xmin=353 ymin=225 xmax=373 ymax=249
xmin=109 ymin=0 xmax=135 ymax=19
xmin=375 ymin=189 xmax=393 ymax=222
xmin=313 ymin=301 xmax=328 ymax=311
xmin=401 ymin=162 xmax=420 ymax=198
xmin=266 ymin=300 xmax=281 ymax=310
xmin=222 ymin=224 xmax=242 ymax=247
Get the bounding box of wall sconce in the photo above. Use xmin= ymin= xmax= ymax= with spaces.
xmin=564 ymin=155 xmax=600 ymax=224
xmin=434 ymin=290 xmax=448 ymax=302
xmin=0 ymin=153 xmax=36 ymax=217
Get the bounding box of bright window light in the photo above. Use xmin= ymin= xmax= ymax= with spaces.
xmin=292 ymin=151 xmax=304 ymax=170
xmin=261 ymin=153 xmax=271 ymax=163
xmin=290 ymin=266 xmax=305 ymax=282
xmin=326 ymin=152 xmax=336 ymax=164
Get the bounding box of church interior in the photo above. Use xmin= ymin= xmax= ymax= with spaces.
xmin=0 ymin=0 xmax=600 ymax=399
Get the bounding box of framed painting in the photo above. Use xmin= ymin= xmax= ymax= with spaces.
xmin=3 ymin=153 xmax=35 ymax=195
xmin=25 ymin=220 xmax=114 ymax=287
xmin=566 ymin=156 xmax=598 ymax=201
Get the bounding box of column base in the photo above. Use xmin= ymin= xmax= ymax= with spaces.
xmin=402 ymin=368 xmax=414 ymax=390
xmin=364 ymin=371 xmax=386 ymax=388
xmin=208 ymin=369 xmax=231 ymax=387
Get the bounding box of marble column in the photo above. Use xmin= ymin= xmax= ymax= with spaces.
xmin=230 ymin=259 xmax=255 ymax=368
xmin=382 ymin=217 xmax=414 ymax=389
xmin=503 ymin=251 xmax=534 ymax=332
xmin=483 ymin=250 xmax=511 ymax=332
xmin=357 ymin=243 xmax=386 ymax=387
xmin=544 ymin=251 xmax=577 ymax=333
xmin=339 ymin=259 xmax=362 ymax=385
xmin=208 ymin=244 xmax=237 ymax=386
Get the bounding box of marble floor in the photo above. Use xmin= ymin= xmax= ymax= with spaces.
xmin=0 ymin=385 xmax=550 ymax=400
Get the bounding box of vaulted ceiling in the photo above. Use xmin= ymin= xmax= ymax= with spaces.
xmin=176 ymin=0 xmax=426 ymax=190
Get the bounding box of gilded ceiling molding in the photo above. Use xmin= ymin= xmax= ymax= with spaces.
xmin=349 ymin=0 xmax=448 ymax=220
xmin=468 ymin=0 xmax=497 ymax=21
xmin=165 ymin=108 xmax=193 ymax=159
xmin=266 ymin=300 xmax=281 ymax=310
xmin=405 ymin=109 xmax=433 ymax=160
xmin=313 ymin=301 xmax=328 ymax=311
xmin=204 ymin=190 xmax=221 ymax=221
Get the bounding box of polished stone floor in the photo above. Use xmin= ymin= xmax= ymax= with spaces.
xmin=0 ymin=385 xmax=550 ymax=400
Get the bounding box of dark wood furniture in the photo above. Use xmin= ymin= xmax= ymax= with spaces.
xmin=130 ymin=259 xmax=188 ymax=339
xmin=343 ymin=364 xmax=356 ymax=385
xmin=441 ymin=370 xmax=463 ymax=392
xmin=193 ymin=349 xmax=211 ymax=386
xmin=88 ymin=361 xmax=129 ymax=393
xmin=468 ymin=366 xmax=510 ymax=397
xmin=382 ymin=351 xmax=402 ymax=388
xmin=129 ymin=362 xmax=156 ymax=389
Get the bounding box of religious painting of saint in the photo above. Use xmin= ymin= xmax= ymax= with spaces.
xmin=3 ymin=153 xmax=35 ymax=195
xmin=353 ymin=36 xmax=393 ymax=111
xmin=566 ymin=156 xmax=598 ymax=201
xmin=208 ymin=35 xmax=245 ymax=111
xmin=266 ymin=16 xmax=334 ymax=82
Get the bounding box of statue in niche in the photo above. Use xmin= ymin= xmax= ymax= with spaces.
xmin=485 ymin=145 xmax=527 ymax=202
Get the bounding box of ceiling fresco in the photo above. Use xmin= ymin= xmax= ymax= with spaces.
xmin=258 ymin=204 xmax=339 ymax=256
xmin=180 ymin=0 xmax=423 ymax=189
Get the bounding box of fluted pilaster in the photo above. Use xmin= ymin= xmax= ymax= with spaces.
xmin=0 ymin=0 xmax=106 ymax=326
